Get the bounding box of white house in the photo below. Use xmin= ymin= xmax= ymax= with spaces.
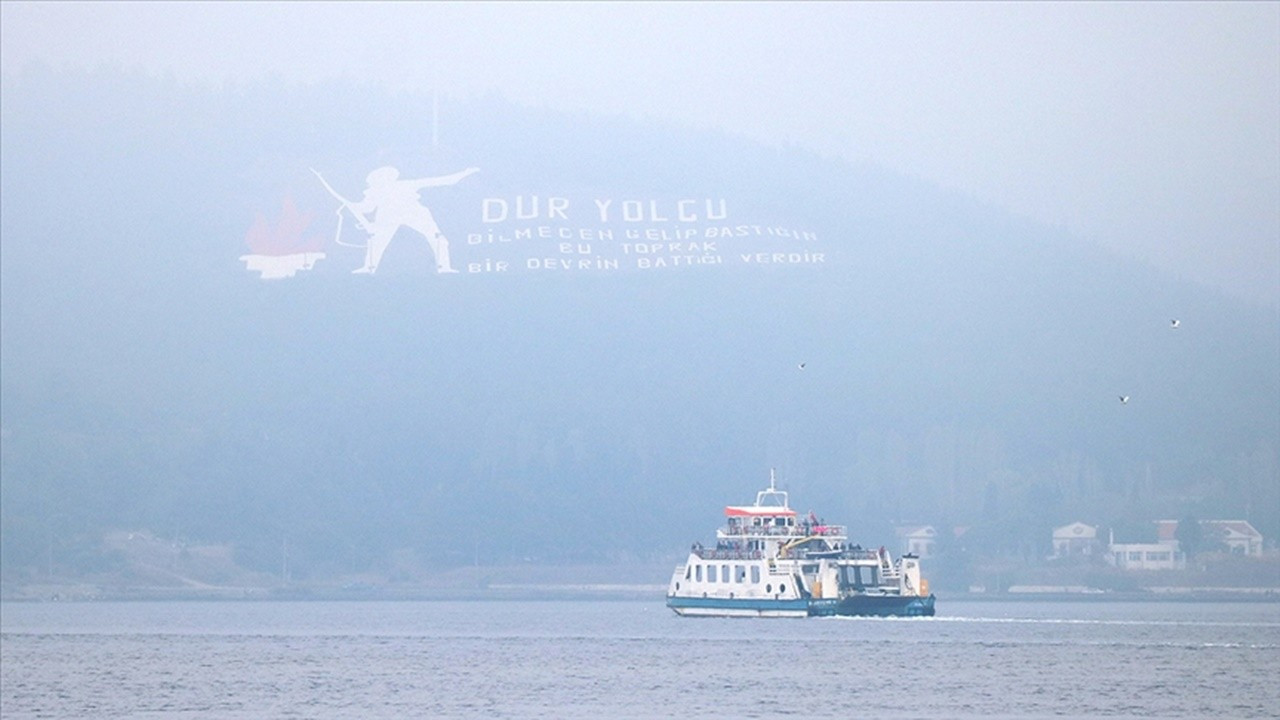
xmin=1210 ymin=521 xmax=1265 ymax=556
xmin=1108 ymin=541 xmax=1186 ymax=570
xmin=1052 ymin=522 xmax=1099 ymax=558
xmin=894 ymin=526 xmax=937 ymax=558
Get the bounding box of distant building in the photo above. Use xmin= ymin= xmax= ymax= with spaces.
xmin=1052 ymin=522 xmax=1099 ymax=558
xmin=894 ymin=525 xmax=937 ymax=558
xmin=1108 ymin=541 xmax=1185 ymax=570
xmin=1155 ymin=519 xmax=1265 ymax=557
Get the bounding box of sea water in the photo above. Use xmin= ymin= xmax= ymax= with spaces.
xmin=2 ymin=599 xmax=1277 ymax=718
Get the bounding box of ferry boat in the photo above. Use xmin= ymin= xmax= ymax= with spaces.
xmin=666 ymin=471 xmax=936 ymax=618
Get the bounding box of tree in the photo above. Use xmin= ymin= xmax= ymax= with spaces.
xmin=1175 ymin=515 xmax=1205 ymax=557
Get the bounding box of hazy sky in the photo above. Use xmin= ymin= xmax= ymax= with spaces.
xmin=3 ymin=1 xmax=1277 ymax=306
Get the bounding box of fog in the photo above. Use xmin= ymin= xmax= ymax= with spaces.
xmin=4 ymin=2 xmax=1276 ymax=307
xmin=0 ymin=3 xmax=1276 ymax=586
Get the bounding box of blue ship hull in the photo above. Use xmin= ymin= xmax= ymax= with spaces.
xmin=808 ymin=594 xmax=936 ymax=617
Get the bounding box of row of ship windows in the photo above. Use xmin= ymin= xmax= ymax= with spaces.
xmin=686 ymin=563 xmax=761 ymax=584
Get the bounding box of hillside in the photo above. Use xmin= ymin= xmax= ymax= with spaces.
xmin=1 ymin=68 xmax=1276 ymax=584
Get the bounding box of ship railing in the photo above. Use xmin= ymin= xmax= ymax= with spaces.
xmin=835 ymin=549 xmax=883 ymax=561
xmin=719 ymin=524 xmax=848 ymax=538
xmin=691 ymin=548 xmax=765 ymax=561
xmin=690 ymin=547 xmax=882 ymax=562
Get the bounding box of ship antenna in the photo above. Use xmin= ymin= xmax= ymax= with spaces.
xmin=769 ymin=467 xmax=777 ymax=491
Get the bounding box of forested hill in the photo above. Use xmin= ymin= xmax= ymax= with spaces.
xmin=2 ymin=68 xmax=1276 ymax=579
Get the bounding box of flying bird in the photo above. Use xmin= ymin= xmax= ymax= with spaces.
xmin=1170 ymin=319 xmax=1180 ymax=329
xmin=798 ymin=362 xmax=807 ymax=370
xmin=1119 ymin=395 xmax=1130 ymax=404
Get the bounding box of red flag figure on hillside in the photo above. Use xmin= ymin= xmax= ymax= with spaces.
xmin=239 ymin=196 xmax=326 ymax=279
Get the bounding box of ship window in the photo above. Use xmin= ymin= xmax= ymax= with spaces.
xmin=735 ymin=565 xmax=746 ymax=583
xmin=720 ymin=565 xmax=729 ymax=583
xmin=780 ymin=584 xmax=787 ymax=593
xmin=751 ymin=566 xmax=760 ymax=583
xmin=685 ymin=566 xmax=691 ymax=580
xmin=696 ymin=565 xmax=703 ymax=582
xmin=843 ymin=566 xmax=876 ymax=589
xmin=766 ymin=583 xmax=772 ymax=593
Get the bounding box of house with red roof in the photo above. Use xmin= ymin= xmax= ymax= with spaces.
xmin=1155 ymin=519 xmax=1265 ymax=557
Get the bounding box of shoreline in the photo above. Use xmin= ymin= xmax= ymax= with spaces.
xmin=2 ymin=584 xmax=1277 ymax=604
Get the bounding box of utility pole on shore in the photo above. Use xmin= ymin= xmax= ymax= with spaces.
xmin=432 ymin=90 xmax=439 ymax=149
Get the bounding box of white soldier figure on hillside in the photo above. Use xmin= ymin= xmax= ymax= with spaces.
xmin=315 ymin=164 xmax=478 ymax=274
